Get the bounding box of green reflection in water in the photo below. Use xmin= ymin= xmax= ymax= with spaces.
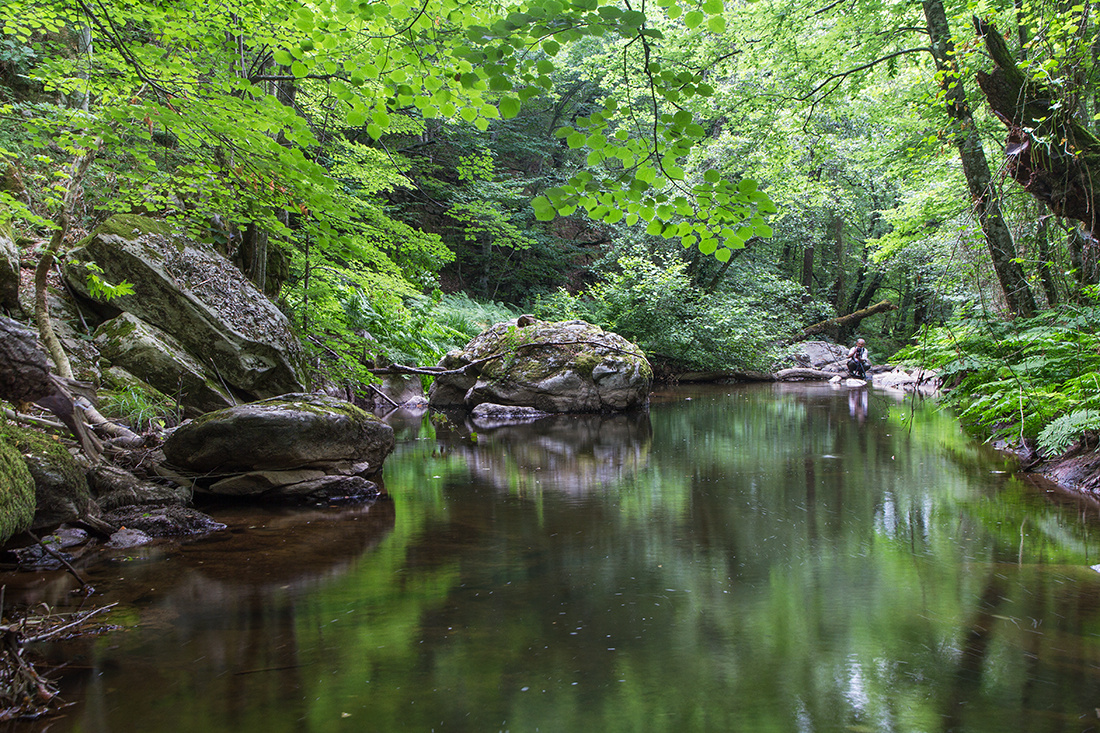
xmin=39 ymin=384 xmax=1100 ymax=732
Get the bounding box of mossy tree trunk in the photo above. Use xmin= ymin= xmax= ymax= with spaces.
xmin=923 ymin=0 xmax=1038 ymax=318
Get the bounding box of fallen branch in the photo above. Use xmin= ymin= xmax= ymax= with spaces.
xmin=791 ymin=300 xmax=897 ymax=342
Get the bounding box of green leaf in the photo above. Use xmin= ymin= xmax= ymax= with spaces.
xmin=499 ymin=96 xmax=521 ymax=119
xmin=684 ymin=10 xmax=704 ymax=28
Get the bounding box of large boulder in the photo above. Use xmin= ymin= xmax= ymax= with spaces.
xmin=63 ymin=214 xmax=304 ymax=399
xmin=0 ymin=423 xmax=96 ymax=529
xmin=94 ymin=312 xmax=235 ymax=416
xmin=429 ymin=317 xmax=652 ymax=413
xmin=162 ymin=394 xmax=395 ymax=499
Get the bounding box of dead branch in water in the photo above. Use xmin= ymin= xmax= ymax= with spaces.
xmin=0 ymin=602 xmax=118 ymax=721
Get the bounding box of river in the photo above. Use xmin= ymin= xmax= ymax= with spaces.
xmin=7 ymin=383 xmax=1100 ymax=732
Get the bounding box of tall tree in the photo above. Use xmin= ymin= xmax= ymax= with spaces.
xmin=922 ymin=0 xmax=1037 ymax=317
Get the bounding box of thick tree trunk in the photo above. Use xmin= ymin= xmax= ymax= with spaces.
xmin=923 ymin=0 xmax=1038 ymax=317
xmin=829 ymin=214 xmax=846 ymax=309
xmin=973 ymin=17 xmax=1100 ymax=239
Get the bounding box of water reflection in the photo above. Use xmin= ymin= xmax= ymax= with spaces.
xmin=8 ymin=384 xmax=1100 ymax=733
xmin=438 ymin=410 xmax=652 ymax=496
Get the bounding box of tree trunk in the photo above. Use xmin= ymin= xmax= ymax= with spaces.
xmin=1035 ymin=217 xmax=1060 ymax=306
xmin=801 ymin=244 xmax=815 ymax=300
xmin=854 ymin=270 xmax=884 ymax=312
xmin=829 ymin=214 xmax=846 ymax=309
xmin=923 ymin=0 xmax=1038 ymax=317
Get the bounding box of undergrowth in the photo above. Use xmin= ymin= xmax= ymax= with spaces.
xmin=893 ymin=303 xmax=1100 ymax=456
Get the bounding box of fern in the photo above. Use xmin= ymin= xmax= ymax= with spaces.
xmin=1039 ymin=410 xmax=1100 ymax=456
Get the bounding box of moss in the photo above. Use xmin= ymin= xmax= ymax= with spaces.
xmin=571 ymin=351 xmax=604 ymax=380
xmin=95 ymin=314 xmax=139 ymax=344
xmin=0 ymin=433 xmax=35 ymax=544
xmin=90 ymin=214 xmax=173 ymax=242
xmin=0 ymin=423 xmax=89 ymax=497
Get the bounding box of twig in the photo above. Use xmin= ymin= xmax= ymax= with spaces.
xmin=1 ymin=408 xmax=66 ymax=432
xmin=24 ymin=531 xmax=92 ymax=591
xmin=23 ymin=603 xmax=118 ymax=644
xmin=369 ymin=384 xmax=400 ymax=409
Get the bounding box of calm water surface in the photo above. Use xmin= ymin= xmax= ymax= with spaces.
xmin=8 ymin=383 xmax=1100 ymax=733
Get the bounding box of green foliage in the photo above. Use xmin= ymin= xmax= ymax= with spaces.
xmin=894 ymin=304 xmax=1100 ymax=452
xmin=100 ymin=389 xmax=179 ymax=432
xmin=532 ymin=255 xmax=790 ymax=371
xmin=83 ymin=262 xmax=135 ymax=301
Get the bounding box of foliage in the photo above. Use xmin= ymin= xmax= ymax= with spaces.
xmin=532 ymin=254 xmax=793 ymax=371
xmin=99 ymin=389 xmax=179 ymax=432
xmin=893 ymin=304 xmax=1100 ymax=453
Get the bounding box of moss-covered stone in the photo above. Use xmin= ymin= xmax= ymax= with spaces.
xmin=89 ymin=213 xmax=173 ymax=241
xmin=0 ymin=423 xmax=93 ymax=528
xmin=0 ymin=432 xmax=35 ymax=544
xmin=429 ymin=317 xmax=651 ymax=413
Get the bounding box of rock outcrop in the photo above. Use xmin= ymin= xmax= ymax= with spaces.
xmin=94 ymin=312 xmax=235 ymax=416
xmin=63 ymin=214 xmax=305 ymax=402
xmin=429 ymin=317 xmax=652 ymax=413
xmin=162 ymin=394 xmax=395 ymax=500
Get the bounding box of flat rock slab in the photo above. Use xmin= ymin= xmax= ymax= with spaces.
xmin=162 ymin=393 xmax=395 ymax=476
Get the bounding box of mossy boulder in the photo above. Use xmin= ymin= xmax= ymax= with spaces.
xmin=94 ymin=313 xmax=235 ymax=416
xmin=0 ymin=432 xmax=36 ymax=543
xmin=428 ymin=317 xmax=652 ymax=413
xmin=63 ymin=214 xmax=304 ymax=399
xmin=0 ymin=423 xmax=95 ymax=529
xmin=162 ymin=394 xmax=395 ymax=499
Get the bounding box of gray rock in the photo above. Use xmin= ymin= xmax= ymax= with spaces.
xmin=88 ymin=463 xmax=191 ymax=510
xmin=784 ymin=341 xmax=849 ymax=372
xmin=106 ymin=527 xmax=154 ymax=549
xmin=470 ymin=402 xmax=550 ymax=428
xmin=94 ymin=312 xmax=235 ymax=416
xmin=261 ymin=475 xmax=380 ymax=501
xmin=207 ymin=468 xmax=329 ymax=496
xmin=1 ymin=425 xmax=96 ymax=529
xmin=102 ymin=504 xmax=226 ymax=537
xmin=429 ymin=318 xmax=652 ymax=413
xmin=63 ymin=215 xmax=304 ymax=399
xmin=162 ymin=393 xmax=395 ymax=476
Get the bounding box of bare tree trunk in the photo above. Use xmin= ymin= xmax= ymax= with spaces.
xmin=801 ymin=244 xmax=815 ymax=300
xmin=34 ymin=145 xmax=101 ymax=379
xmin=923 ymin=0 xmax=1038 ymax=317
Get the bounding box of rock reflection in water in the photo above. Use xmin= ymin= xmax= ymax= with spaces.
xmin=442 ymin=410 xmax=652 ymax=495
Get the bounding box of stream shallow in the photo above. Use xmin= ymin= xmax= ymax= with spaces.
xmin=6 ymin=382 xmax=1100 ymax=732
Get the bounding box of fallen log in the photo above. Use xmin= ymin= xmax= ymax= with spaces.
xmin=791 ymin=300 xmax=897 ymax=342
xmin=776 ymin=367 xmax=838 ymax=381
